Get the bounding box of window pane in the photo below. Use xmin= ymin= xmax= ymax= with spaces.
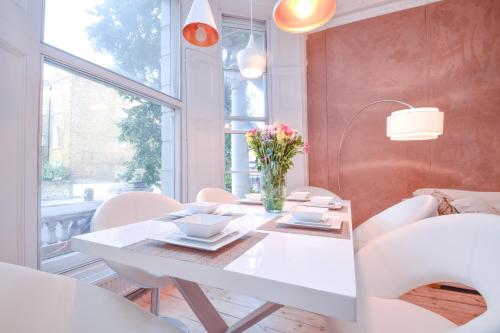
xmin=224 ymin=120 xmax=265 ymax=132
xmin=224 ymin=133 xmax=258 ymax=173
xmin=40 ymin=63 xmax=173 ymax=270
xmin=222 ymin=26 xmax=266 ymax=71
xmin=222 ymin=17 xmax=267 ymax=199
xmin=224 ymin=71 xmax=267 ymax=118
xmin=43 ymin=0 xmax=180 ymax=97
xmin=225 ymin=133 xmax=261 ymax=197
xmin=225 ymin=172 xmax=261 ymax=197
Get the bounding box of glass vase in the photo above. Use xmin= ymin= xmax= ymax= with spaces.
xmin=260 ymin=166 xmax=286 ymax=213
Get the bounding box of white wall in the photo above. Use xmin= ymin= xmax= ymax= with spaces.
xmin=181 ymin=0 xmax=225 ymax=202
xmin=268 ymin=21 xmax=308 ymax=194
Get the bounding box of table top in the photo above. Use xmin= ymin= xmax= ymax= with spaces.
xmin=71 ymin=200 xmax=356 ymax=320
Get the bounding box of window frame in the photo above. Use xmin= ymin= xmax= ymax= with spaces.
xmin=222 ymin=15 xmax=270 ymax=190
xmin=39 ymin=0 xmax=183 ymax=273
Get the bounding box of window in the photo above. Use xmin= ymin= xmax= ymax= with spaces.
xmin=41 ymin=0 xmax=181 ymax=273
xmin=52 ymin=126 xmax=62 ymax=149
xmin=43 ymin=0 xmax=180 ymax=97
xmin=222 ymin=17 xmax=268 ymax=198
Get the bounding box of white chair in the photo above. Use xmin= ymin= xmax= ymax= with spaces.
xmin=353 ymin=195 xmax=438 ymax=251
xmin=0 ymin=262 xmax=182 ymax=333
xmin=291 ymin=186 xmax=342 ymax=200
xmin=327 ymin=213 xmax=500 ymax=333
xmin=91 ymin=191 xmax=187 ymax=331
xmin=196 ymin=187 xmax=238 ymax=204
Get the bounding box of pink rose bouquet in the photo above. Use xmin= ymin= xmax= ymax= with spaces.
xmin=246 ymin=123 xmax=307 ymax=212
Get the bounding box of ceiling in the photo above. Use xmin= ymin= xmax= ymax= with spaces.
xmin=214 ymin=0 xmax=440 ymax=31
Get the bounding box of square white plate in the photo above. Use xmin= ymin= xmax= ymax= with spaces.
xmin=165 ymin=210 xmax=191 ymax=219
xmin=286 ymin=196 xmax=310 ymax=202
xmin=303 ymin=202 xmax=343 ymax=210
xmin=180 ymin=230 xmax=239 ymax=244
xmin=164 ymin=209 xmax=241 ymax=220
xmin=147 ymin=229 xmax=248 ymax=251
xmin=280 ymin=216 xmax=342 ymax=230
xmin=237 ymin=198 xmax=263 ymax=205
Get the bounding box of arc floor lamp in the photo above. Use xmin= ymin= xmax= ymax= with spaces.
xmin=337 ymin=100 xmax=444 ymax=192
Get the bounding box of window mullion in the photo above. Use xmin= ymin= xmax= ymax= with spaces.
xmin=41 ymin=44 xmax=182 ymax=109
xmin=224 ymin=116 xmax=267 ymax=122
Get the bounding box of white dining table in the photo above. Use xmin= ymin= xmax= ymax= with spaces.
xmin=71 ymin=200 xmax=356 ymax=333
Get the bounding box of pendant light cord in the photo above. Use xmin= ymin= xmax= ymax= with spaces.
xmin=250 ymin=0 xmax=253 ymax=35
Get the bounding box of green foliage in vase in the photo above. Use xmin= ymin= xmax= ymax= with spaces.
xmin=246 ymin=123 xmax=308 ymax=212
xmin=246 ymin=123 xmax=306 ymax=178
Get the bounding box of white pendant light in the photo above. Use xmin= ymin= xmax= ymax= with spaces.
xmin=237 ymin=0 xmax=266 ymax=79
xmin=273 ymin=0 xmax=336 ymax=33
xmin=387 ymin=107 xmax=444 ymax=140
xmin=183 ymin=0 xmax=219 ymax=47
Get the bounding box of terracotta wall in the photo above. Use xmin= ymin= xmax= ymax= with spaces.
xmin=306 ymin=0 xmax=500 ymax=227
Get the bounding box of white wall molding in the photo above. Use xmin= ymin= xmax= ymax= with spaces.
xmin=0 ymin=0 xmax=42 ymax=268
xmin=319 ymin=0 xmax=442 ymax=30
xmin=269 ymin=22 xmax=308 ymax=192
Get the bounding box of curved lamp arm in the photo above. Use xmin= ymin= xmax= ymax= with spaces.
xmin=337 ymin=99 xmax=415 ymax=192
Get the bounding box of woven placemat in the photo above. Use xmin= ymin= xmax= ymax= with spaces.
xmin=124 ymin=232 xmax=268 ymax=269
xmin=258 ymin=216 xmax=351 ymax=239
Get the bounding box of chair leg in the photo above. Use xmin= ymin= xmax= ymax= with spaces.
xmin=150 ymin=287 xmax=190 ymax=332
xmin=151 ymin=287 xmax=160 ymax=316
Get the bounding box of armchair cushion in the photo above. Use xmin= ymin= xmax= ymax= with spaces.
xmin=413 ymin=189 xmax=457 ymax=215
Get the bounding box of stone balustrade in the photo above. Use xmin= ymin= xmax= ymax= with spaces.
xmin=40 ymin=201 xmax=102 ymax=260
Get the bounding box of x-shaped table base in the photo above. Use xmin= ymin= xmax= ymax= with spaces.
xmin=172 ymin=278 xmax=283 ymax=333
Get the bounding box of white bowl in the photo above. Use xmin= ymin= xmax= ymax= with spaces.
xmin=245 ymin=193 xmax=261 ymax=201
xmin=184 ymin=202 xmax=219 ymax=214
xmin=310 ymin=196 xmax=335 ymax=206
xmin=173 ymin=214 xmax=233 ymax=238
xmin=291 ymin=206 xmax=328 ymax=222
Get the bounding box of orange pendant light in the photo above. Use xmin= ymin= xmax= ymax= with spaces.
xmin=273 ymin=0 xmax=336 ymax=33
xmin=183 ymin=0 xmax=219 ymax=47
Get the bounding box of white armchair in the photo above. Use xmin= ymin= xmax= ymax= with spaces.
xmin=0 ymin=262 xmax=182 ymax=333
xmin=328 ymin=213 xmax=500 ymax=333
xmin=91 ymin=192 xmax=187 ymax=331
xmin=291 ymin=186 xmax=342 ymax=199
xmin=353 ymin=195 xmax=438 ymax=251
xmin=196 ymin=187 xmax=238 ymax=204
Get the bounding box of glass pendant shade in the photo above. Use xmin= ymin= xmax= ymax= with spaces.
xmin=183 ymin=0 xmax=219 ymax=47
xmin=386 ymin=107 xmax=444 ymax=141
xmin=237 ymin=34 xmax=267 ymax=79
xmin=273 ymin=0 xmax=336 ymax=33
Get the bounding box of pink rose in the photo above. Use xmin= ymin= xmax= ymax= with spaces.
xmin=279 ymin=123 xmax=295 ymax=137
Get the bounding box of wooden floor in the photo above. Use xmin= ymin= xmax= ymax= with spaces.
xmin=131 ymin=284 xmax=486 ymax=332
